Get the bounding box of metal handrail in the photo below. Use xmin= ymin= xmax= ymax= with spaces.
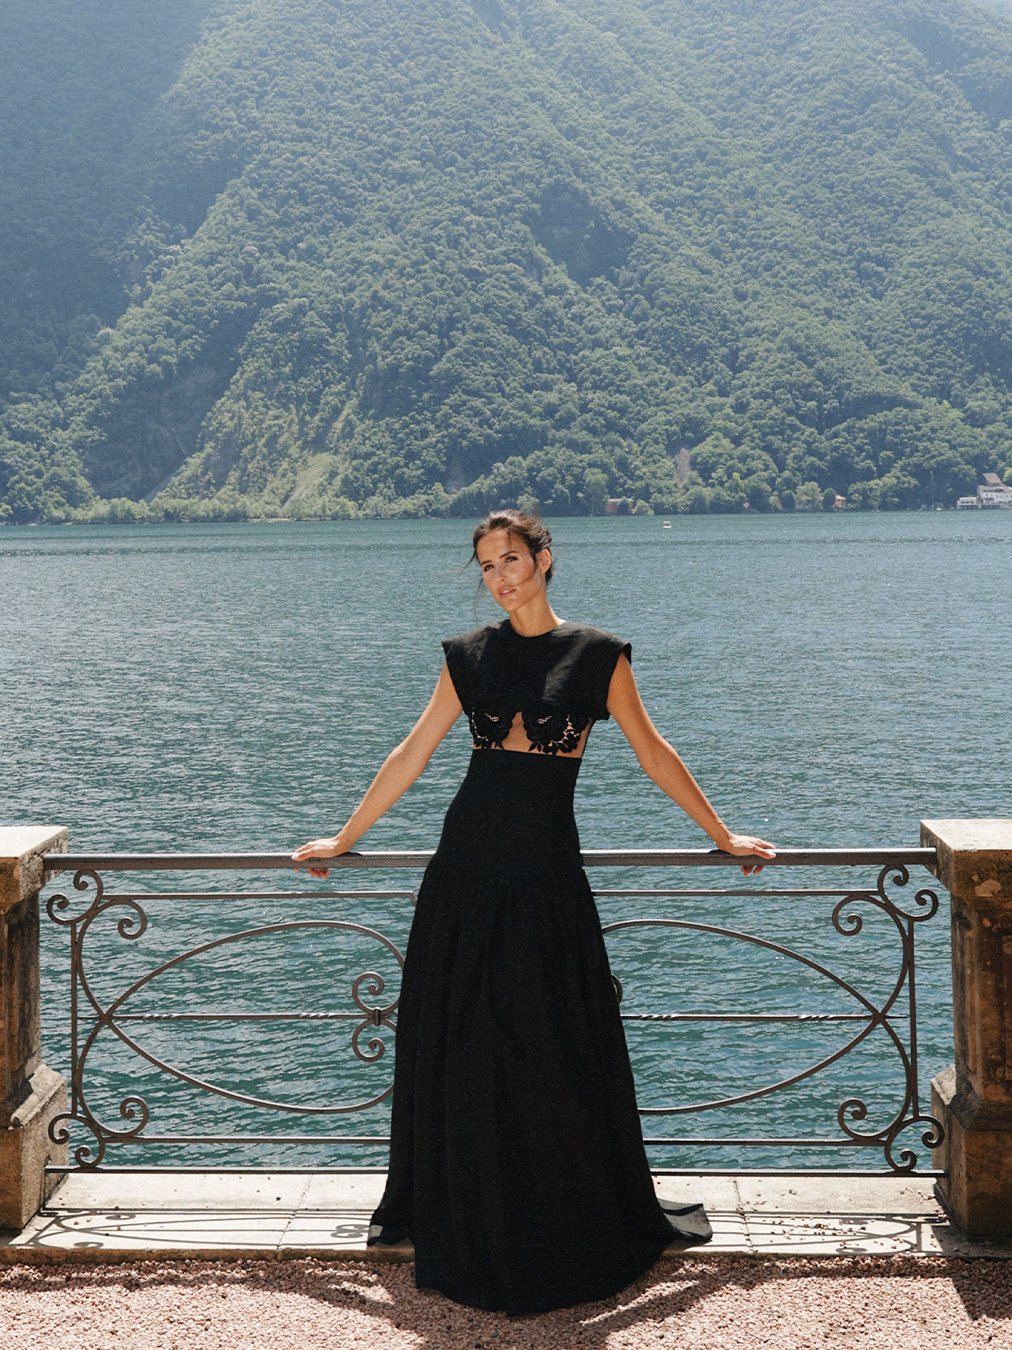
xmin=44 ymin=847 xmax=939 ymax=872
xmin=41 ymin=846 xmax=946 ymax=1175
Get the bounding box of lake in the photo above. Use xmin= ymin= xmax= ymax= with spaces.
xmin=3 ymin=511 xmax=1011 ymax=1171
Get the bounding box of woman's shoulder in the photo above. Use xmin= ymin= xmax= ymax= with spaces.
xmin=557 ymin=620 xmax=630 ymax=654
xmin=440 ymin=623 xmax=501 ymax=658
xmin=439 ymin=625 xmax=503 ymax=708
xmin=551 ymin=622 xmax=632 ymax=722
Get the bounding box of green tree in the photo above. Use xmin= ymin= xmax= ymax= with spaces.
xmin=582 ymin=469 xmax=609 ymax=516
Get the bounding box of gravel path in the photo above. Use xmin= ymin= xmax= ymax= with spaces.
xmin=1 ymin=1256 xmax=1010 ymax=1349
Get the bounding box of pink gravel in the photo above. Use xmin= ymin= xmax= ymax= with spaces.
xmin=1 ymin=1256 xmax=1010 ymax=1349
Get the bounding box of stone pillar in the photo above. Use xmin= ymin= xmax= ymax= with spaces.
xmin=923 ymin=818 xmax=1012 ymax=1239
xmin=0 ymin=827 xmax=68 ymax=1229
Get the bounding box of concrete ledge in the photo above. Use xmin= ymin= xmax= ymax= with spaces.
xmin=0 ymin=827 xmax=67 ymax=912
xmin=920 ymin=818 xmax=1012 ymax=901
xmin=0 ymin=1066 xmax=67 ymax=1229
xmin=932 ymin=1067 xmax=1012 ymax=1240
xmin=4 ymin=1171 xmax=1011 ymax=1266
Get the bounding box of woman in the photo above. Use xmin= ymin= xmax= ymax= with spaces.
xmin=293 ymin=509 xmax=775 ymax=1315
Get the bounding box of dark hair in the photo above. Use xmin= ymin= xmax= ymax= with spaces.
xmin=470 ymin=508 xmax=554 ymax=582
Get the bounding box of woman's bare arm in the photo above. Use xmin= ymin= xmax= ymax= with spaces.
xmin=292 ymin=662 xmax=463 ymax=876
xmin=606 ymin=654 xmax=775 ymax=874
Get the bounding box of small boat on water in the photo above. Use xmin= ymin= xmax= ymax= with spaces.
xmin=662 ymin=520 xmax=671 ymax=529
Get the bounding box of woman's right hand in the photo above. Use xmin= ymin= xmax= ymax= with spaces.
xmin=291 ymin=836 xmax=347 ymax=879
xmin=719 ymin=833 xmax=777 ymax=876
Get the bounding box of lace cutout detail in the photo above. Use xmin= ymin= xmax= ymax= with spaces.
xmin=521 ymin=706 xmax=590 ymax=756
xmin=469 ymin=703 xmax=592 ymax=755
xmin=469 ymin=706 xmax=514 ymax=751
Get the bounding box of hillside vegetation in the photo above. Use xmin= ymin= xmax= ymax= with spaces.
xmin=3 ymin=0 xmax=1012 ymax=521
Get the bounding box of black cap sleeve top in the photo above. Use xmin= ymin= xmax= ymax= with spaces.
xmin=441 ymin=618 xmax=631 ymax=754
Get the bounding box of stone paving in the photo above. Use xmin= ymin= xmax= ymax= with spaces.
xmin=3 ymin=1172 xmax=1010 ymax=1265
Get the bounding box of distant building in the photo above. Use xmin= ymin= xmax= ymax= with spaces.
xmin=956 ymin=495 xmax=980 ymax=510
xmin=977 ymin=473 xmax=1012 ymax=508
xmin=834 ymin=494 xmax=847 ymax=510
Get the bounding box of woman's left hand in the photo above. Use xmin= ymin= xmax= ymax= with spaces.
xmin=719 ymin=833 xmax=777 ymax=875
xmin=291 ymin=836 xmax=347 ymax=879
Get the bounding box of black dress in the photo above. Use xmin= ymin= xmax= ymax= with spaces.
xmin=367 ymin=619 xmax=711 ymax=1314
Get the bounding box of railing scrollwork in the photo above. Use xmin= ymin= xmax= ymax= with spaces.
xmin=42 ymin=848 xmax=943 ymax=1173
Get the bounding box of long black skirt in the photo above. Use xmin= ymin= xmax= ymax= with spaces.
xmin=368 ymin=750 xmax=710 ymax=1314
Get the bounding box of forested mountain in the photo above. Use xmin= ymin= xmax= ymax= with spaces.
xmin=3 ymin=0 xmax=1012 ymax=522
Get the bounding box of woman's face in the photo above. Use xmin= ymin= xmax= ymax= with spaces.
xmin=476 ymin=528 xmax=550 ymax=613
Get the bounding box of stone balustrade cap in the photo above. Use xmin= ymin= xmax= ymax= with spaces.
xmin=920 ymin=818 xmax=1012 ymax=902
xmin=0 ymin=826 xmax=67 ymax=910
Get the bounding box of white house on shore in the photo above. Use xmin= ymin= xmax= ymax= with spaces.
xmin=956 ymin=472 xmax=1012 ymax=509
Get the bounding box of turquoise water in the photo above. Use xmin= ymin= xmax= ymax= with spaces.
xmin=3 ymin=512 xmax=1011 ymax=1170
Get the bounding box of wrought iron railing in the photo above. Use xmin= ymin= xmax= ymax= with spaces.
xmin=41 ymin=847 xmax=945 ymax=1176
